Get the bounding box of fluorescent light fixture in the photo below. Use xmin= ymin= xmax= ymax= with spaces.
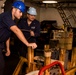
xmin=42 ymin=1 xmax=57 ymax=3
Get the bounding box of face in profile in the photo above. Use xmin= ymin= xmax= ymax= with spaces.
xmin=14 ymin=8 xmax=23 ymax=19
xmin=27 ymin=14 xmax=36 ymax=21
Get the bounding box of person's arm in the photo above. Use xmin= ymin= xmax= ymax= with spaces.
xmin=30 ymin=22 xmax=40 ymax=37
xmin=10 ymin=25 xmax=37 ymax=49
xmin=30 ymin=30 xmax=35 ymax=37
xmin=35 ymin=23 xmax=40 ymax=37
xmin=5 ymin=38 xmax=11 ymax=56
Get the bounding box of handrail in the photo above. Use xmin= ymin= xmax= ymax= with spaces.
xmin=12 ymin=56 xmax=28 ymax=75
xmin=38 ymin=61 xmax=66 ymax=75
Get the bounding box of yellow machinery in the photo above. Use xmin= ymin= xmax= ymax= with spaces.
xmin=12 ymin=45 xmax=76 ymax=75
xmin=12 ymin=28 xmax=76 ymax=75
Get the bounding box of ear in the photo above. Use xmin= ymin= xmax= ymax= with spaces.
xmin=12 ymin=7 xmax=16 ymax=12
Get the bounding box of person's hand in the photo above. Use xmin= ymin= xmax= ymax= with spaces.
xmin=29 ymin=43 xmax=37 ymax=49
xmin=5 ymin=49 xmax=11 ymax=56
xmin=30 ymin=30 xmax=35 ymax=36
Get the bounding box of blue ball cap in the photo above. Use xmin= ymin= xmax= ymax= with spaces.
xmin=12 ymin=1 xmax=26 ymax=13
